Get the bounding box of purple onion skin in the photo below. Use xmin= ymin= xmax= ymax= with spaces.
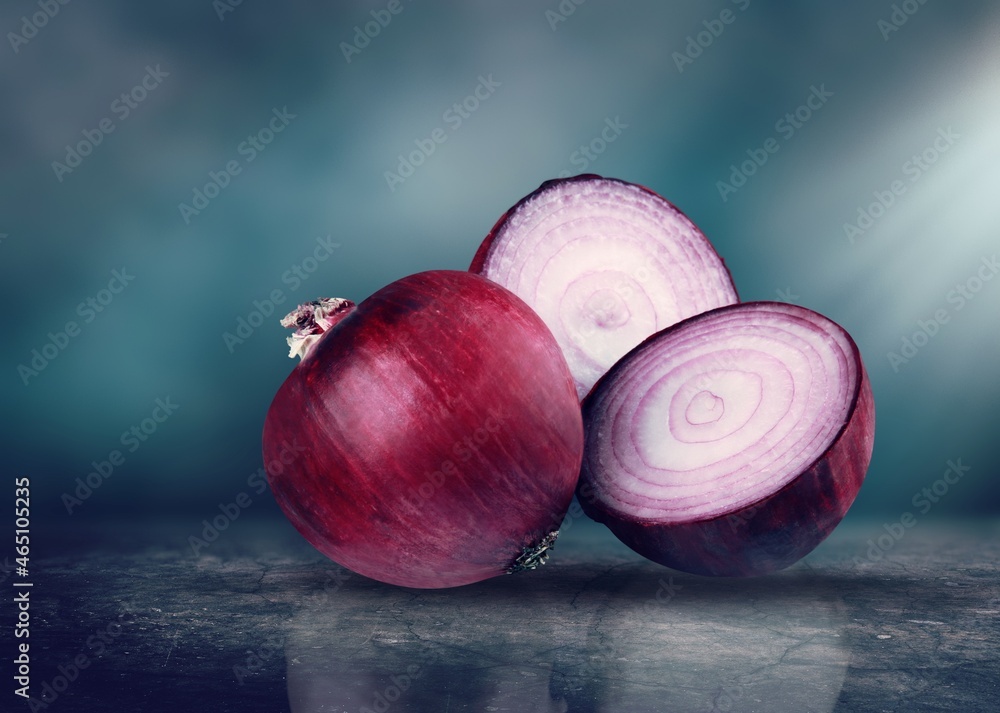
xmin=577 ymin=305 xmax=876 ymax=577
xmin=263 ymin=270 xmax=583 ymax=589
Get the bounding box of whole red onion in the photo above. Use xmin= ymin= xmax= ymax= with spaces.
xmin=262 ymin=270 xmax=583 ymax=589
xmin=471 ymin=174 xmax=739 ymax=399
xmin=578 ymin=301 xmax=875 ymax=577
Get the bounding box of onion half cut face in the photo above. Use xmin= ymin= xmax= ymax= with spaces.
xmin=472 ymin=175 xmax=738 ymax=399
xmin=579 ymin=301 xmax=875 ymax=577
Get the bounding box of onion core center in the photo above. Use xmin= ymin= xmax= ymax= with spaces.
xmin=685 ymin=390 xmax=724 ymax=425
xmin=583 ymin=288 xmax=631 ymax=329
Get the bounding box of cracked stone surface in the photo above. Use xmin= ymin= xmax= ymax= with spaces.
xmin=9 ymin=516 xmax=999 ymax=712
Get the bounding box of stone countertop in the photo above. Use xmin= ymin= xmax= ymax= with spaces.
xmin=10 ymin=515 xmax=999 ymax=712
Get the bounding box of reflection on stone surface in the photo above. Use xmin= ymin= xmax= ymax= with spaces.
xmin=285 ymin=525 xmax=850 ymax=712
xmin=24 ymin=517 xmax=1000 ymax=712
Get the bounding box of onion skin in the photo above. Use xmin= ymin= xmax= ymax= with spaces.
xmin=263 ymin=270 xmax=583 ymax=589
xmin=577 ymin=302 xmax=876 ymax=577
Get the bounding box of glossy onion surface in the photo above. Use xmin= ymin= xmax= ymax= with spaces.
xmin=263 ymin=270 xmax=584 ymax=588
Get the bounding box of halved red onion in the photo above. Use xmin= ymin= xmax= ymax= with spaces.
xmin=263 ymin=270 xmax=583 ymax=589
xmin=578 ymin=301 xmax=875 ymax=577
xmin=471 ymin=175 xmax=738 ymax=399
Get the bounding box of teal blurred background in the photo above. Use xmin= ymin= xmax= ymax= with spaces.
xmin=2 ymin=0 xmax=998 ymax=526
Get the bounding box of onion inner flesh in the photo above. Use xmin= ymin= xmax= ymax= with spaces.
xmin=586 ymin=303 xmax=858 ymax=524
xmin=478 ymin=177 xmax=738 ymax=398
